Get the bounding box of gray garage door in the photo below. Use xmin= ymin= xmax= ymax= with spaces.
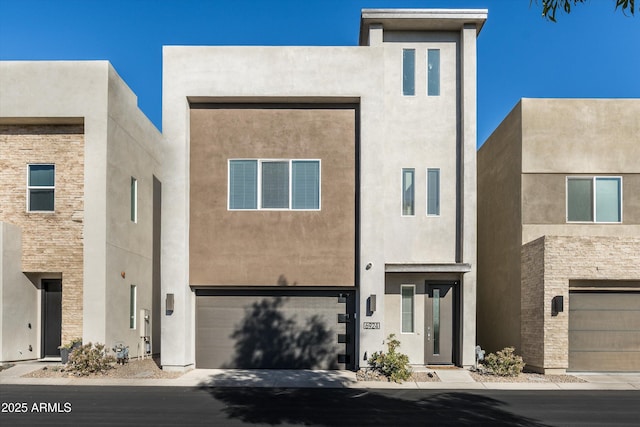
xmin=569 ymin=291 xmax=640 ymax=372
xmin=196 ymin=289 xmax=355 ymax=370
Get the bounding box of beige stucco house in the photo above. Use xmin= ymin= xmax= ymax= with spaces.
xmin=0 ymin=61 xmax=163 ymax=362
xmin=162 ymin=9 xmax=486 ymax=371
xmin=477 ymin=98 xmax=640 ymax=373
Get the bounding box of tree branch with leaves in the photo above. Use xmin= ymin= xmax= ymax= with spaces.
xmin=532 ymin=0 xmax=635 ymax=22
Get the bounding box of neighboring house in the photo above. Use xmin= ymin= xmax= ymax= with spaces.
xmin=477 ymin=99 xmax=640 ymax=373
xmin=162 ymin=9 xmax=486 ymax=371
xmin=0 ymin=61 xmax=163 ymax=362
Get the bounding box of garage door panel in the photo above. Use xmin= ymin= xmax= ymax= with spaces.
xmin=570 ymin=292 xmax=640 ymax=310
xmin=569 ymin=331 xmax=640 ymax=352
xmin=569 ymin=291 xmax=640 ymax=372
xmin=196 ymin=291 xmax=353 ymax=369
xmin=569 ymin=351 xmax=640 ymax=372
xmin=569 ymin=311 xmax=640 ymax=331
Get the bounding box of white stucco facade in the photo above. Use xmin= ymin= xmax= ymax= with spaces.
xmin=162 ymin=9 xmax=485 ymax=370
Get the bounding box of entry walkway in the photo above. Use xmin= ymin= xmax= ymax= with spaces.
xmin=1 ymin=362 xmax=639 ymax=390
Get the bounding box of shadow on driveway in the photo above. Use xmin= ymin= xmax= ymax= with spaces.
xmin=200 ymin=387 xmax=550 ymax=426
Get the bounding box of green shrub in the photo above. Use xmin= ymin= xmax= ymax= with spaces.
xmin=482 ymin=347 xmax=525 ymax=377
xmin=67 ymin=342 xmax=115 ymax=376
xmin=367 ymin=334 xmax=412 ymax=383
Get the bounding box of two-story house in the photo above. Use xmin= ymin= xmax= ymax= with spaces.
xmin=477 ymin=99 xmax=640 ymax=373
xmin=0 ymin=61 xmax=163 ymax=362
xmin=161 ymin=9 xmax=486 ymax=371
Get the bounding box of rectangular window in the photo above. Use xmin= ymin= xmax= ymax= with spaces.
xmin=567 ymin=177 xmax=622 ymax=223
xmin=229 ymin=159 xmax=320 ymax=210
xmin=229 ymin=160 xmax=258 ymax=209
xmin=401 ymin=285 xmax=415 ymax=333
xmin=427 ymin=49 xmax=440 ymax=96
xmin=129 ymin=285 xmax=137 ymax=329
xmin=427 ymin=168 xmax=440 ymax=216
xmin=28 ymin=164 xmax=55 ymax=212
xmin=402 ymin=168 xmax=415 ymax=216
xmin=402 ymin=49 xmax=416 ymax=96
xmin=292 ymin=160 xmax=320 ymax=209
xmin=261 ymin=161 xmax=289 ymax=208
xmin=130 ymin=177 xmax=138 ymax=223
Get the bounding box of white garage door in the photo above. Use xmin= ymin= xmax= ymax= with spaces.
xmin=569 ymin=291 xmax=640 ymax=372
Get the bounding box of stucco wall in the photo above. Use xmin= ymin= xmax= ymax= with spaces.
xmin=0 ymin=124 xmax=84 ymax=344
xmin=104 ymin=66 xmax=163 ymax=356
xmin=1 ymin=222 xmax=39 ymax=361
xmin=520 ymin=99 xmax=640 ymax=174
xmin=477 ymin=102 xmax=523 ymax=354
xmin=189 ymin=107 xmax=355 ymax=286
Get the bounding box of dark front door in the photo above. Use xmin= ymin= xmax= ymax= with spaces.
xmin=42 ymin=280 xmax=62 ymax=357
xmin=425 ymin=283 xmax=455 ymax=364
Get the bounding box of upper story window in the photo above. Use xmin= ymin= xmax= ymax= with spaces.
xmin=427 ymin=49 xmax=440 ymax=96
xmin=402 ymin=168 xmax=415 ymax=216
xmin=567 ymin=177 xmax=622 ymax=223
xmin=131 ymin=177 xmax=138 ymax=223
xmin=27 ymin=164 xmax=55 ymax=212
xmin=402 ymin=49 xmax=416 ymax=96
xmin=427 ymin=168 xmax=440 ymax=216
xmin=228 ymin=159 xmax=320 ymax=210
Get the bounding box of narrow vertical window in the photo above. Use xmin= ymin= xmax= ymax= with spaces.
xmin=402 ymin=168 xmax=415 ymax=216
xmin=292 ymin=160 xmax=320 ymax=209
xmin=229 ymin=160 xmax=258 ymax=209
xmin=427 ymin=49 xmax=440 ymax=96
xmin=595 ymin=178 xmax=621 ymax=222
xmin=432 ymin=288 xmax=441 ymax=354
xmin=130 ymin=177 xmax=138 ymax=223
xmin=401 ymin=285 xmax=415 ymax=333
xmin=567 ymin=178 xmax=593 ymax=222
xmin=261 ymin=161 xmax=289 ymax=209
xmin=427 ymin=168 xmax=440 ymax=216
xmin=28 ymin=164 xmax=55 ymax=212
xmin=130 ymin=285 xmax=137 ymax=329
xmin=402 ymin=49 xmax=416 ymax=96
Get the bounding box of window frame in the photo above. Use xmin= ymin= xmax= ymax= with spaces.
xmin=228 ymin=159 xmax=321 ymax=211
xmin=566 ymin=176 xmax=623 ymax=223
xmin=27 ymin=163 xmax=56 ymax=213
xmin=427 ymin=168 xmax=440 ymax=216
xmin=131 ymin=177 xmax=138 ymax=223
xmin=402 ymin=48 xmax=416 ymax=96
xmin=129 ymin=284 xmax=137 ymax=329
xmin=427 ymin=49 xmax=441 ymax=96
xmin=401 ymin=168 xmax=416 ymax=216
xmin=400 ymin=284 xmax=415 ymax=334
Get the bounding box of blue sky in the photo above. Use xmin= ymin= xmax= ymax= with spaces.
xmin=0 ymin=0 xmax=638 ymax=146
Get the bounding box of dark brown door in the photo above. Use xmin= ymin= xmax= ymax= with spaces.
xmin=425 ymin=283 xmax=454 ymax=364
xmin=42 ymin=279 xmax=62 ymax=357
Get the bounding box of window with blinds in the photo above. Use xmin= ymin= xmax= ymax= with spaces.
xmin=229 ymin=159 xmax=320 ymax=210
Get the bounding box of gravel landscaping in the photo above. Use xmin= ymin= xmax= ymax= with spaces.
xmin=469 ymin=370 xmax=586 ymax=383
xmin=22 ymin=358 xmax=182 ymax=380
xmin=356 ymin=369 xmax=440 ymax=382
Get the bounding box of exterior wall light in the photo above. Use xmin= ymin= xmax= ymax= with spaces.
xmin=552 ymin=295 xmax=564 ymax=316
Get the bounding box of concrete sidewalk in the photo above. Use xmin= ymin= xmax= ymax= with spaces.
xmin=1 ymin=361 xmax=639 ymax=390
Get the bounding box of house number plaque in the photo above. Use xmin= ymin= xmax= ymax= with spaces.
xmin=363 ymin=322 xmax=380 ymax=329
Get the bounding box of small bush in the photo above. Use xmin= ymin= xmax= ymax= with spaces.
xmin=367 ymin=334 xmax=412 ymax=383
xmin=481 ymin=347 xmax=525 ymax=377
xmin=67 ymin=342 xmax=115 ymax=376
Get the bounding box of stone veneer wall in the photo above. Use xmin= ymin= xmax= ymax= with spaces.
xmin=521 ymin=235 xmax=640 ymax=373
xmin=520 ymin=236 xmax=545 ymax=370
xmin=0 ymin=124 xmax=84 ymax=343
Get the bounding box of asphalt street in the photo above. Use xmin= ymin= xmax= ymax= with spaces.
xmin=1 ymin=386 xmax=639 ymax=426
